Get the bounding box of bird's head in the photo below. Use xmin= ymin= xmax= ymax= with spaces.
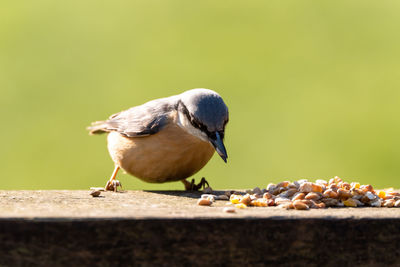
xmin=176 ymin=88 xmax=229 ymax=162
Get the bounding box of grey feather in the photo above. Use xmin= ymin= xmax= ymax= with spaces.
xmin=88 ymin=96 xmax=176 ymax=137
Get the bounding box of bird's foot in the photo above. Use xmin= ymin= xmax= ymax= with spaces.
xmin=105 ymin=179 xmax=122 ymax=192
xmin=182 ymin=177 xmax=210 ymax=191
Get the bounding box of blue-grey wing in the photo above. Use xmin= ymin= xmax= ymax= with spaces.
xmin=88 ymin=99 xmax=173 ymax=137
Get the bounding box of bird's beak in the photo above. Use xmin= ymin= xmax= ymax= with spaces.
xmin=210 ymin=132 xmax=228 ymax=163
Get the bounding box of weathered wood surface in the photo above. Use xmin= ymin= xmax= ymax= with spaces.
xmin=1 ymin=190 xmax=400 ymax=266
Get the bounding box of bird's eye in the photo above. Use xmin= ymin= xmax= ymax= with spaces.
xmin=209 ymin=132 xmax=216 ymax=140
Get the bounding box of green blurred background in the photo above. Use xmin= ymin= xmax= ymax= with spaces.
xmin=1 ymin=1 xmax=400 ymax=190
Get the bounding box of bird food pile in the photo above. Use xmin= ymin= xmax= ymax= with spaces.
xmin=197 ymin=176 xmax=400 ymax=210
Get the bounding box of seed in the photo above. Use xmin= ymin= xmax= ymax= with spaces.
xmin=90 ymin=190 xmax=101 ymax=197
xmin=307 ymin=200 xmax=319 ymax=209
xmin=361 ymin=195 xmax=371 ymax=203
xmin=337 ymin=189 xmax=352 ymax=200
xmin=266 ymin=183 xmax=277 ymax=191
xmin=334 ymin=176 xmax=343 ymax=183
xmin=365 ymin=184 xmax=374 ymax=191
xmin=278 ymin=187 xmax=287 ymax=194
xmin=263 ymin=192 xmax=273 ymax=199
xmin=297 ymin=179 xmax=308 ymax=184
xmin=266 ymin=199 xmax=275 ymax=206
xmin=361 ymin=184 xmax=373 ymax=193
xmin=390 ymin=193 xmax=400 ymax=198
xmin=365 ymin=191 xmax=376 ymax=200
xmin=322 ymin=198 xmax=338 ymax=207
xmin=343 ymin=198 xmax=358 ymax=207
xmin=271 ymin=187 xmax=281 ymax=195
xmin=275 ymin=197 xmax=291 ymax=205
xmin=311 ymin=183 xmax=324 ymax=193
xmin=230 ymin=195 xmax=242 ymax=204
xmin=377 ymin=190 xmax=386 ymax=199
xmin=329 ymin=190 xmax=338 ymax=198
xmin=276 ymin=181 xmax=290 ymax=188
xmin=341 ymin=182 xmax=351 ymax=190
xmin=250 ymin=199 xmax=268 ymax=207
xmin=352 ymin=188 xmax=365 ymax=196
xmin=279 ymin=188 xmax=298 ymax=198
xmin=197 ymin=198 xmax=212 ymax=206
xmin=201 ymin=194 xmax=216 ymax=202
xmin=252 ymin=187 xmax=262 ymax=195
xmin=305 ymin=192 xmax=321 ymax=201
xmin=240 ymin=194 xmax=252 ymax=205
xmin=292 ymin=192 xmax=305 ymax=201
xmin=370 ymin=199 xmax=382 ymax=207
xmin=250 ymin=194 xmax=258 ymax=201
xmin=328 ymin=184 xmax=338 ymax=192
xmin=353 ymin=199 xmax=364 ymax=206
xmin=293 ymin=200 xmax=309 ymax=210
xmin=350 ymin=182 xmax=360 ymax=189
xmin=223 ymin=207 xmax=236 ymax=213
xmin=253 ymin=193 xmax=263 ymax=199
xmin=323 ymin=189 xmax=336 ymax=198
xmin=196 ymin=178 xmax=400 ymax=210
xmin=299 ymin=182 xmax=313 ymax=193
xmin=300 ymin=199 xmax=313 ymax=206
xmin=383 ymin=199 xmax=395 ymax=208
xmin=316 ymin=179 xmax=328 ymax=186
xmin=224 ymin=191 xmax=232 ymax=197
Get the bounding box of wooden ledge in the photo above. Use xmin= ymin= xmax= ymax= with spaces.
xmin=1 ymin=190 xmax=400 ymax=266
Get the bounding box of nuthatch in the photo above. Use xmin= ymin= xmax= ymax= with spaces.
xmin=88 ymin=88 xmax=229 ymax=191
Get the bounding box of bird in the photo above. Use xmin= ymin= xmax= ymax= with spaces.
xmin=87 ymin=88 xmax=229 ymax=191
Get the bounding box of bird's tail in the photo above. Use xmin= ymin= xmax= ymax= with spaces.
xmin=87 ymin=120 xmax=110 ymax=135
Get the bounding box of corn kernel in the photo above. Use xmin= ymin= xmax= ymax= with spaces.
xmin=378 ymin=190 xmax=386 ymax=199
xmin=235 ymin=203 xmax=247 ymax=209
xmin=230 ymin=195 xmax=241 ymax=204
xmin=343 ymin=198 xmax=357 ymax=207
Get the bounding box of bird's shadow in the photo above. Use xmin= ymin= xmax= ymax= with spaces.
xmin=144 ymin=190 xmax=228 ymax=199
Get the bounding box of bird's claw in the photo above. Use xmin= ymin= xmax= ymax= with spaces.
xmin=105 ymin=179 xmax=122 ymax=192
xmin=185 ymin=177 xmax=209 ymax=191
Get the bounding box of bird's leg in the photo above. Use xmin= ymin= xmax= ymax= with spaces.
xmin=196 ymin=177 xmax=210 ymax=190
xmin=181 ymin=177 xmax=210 ymax=191
xmin=182 ymin=179 xmax=195 ymax=191
xmin=105 ymin=165 xmax=122 ymax=192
